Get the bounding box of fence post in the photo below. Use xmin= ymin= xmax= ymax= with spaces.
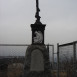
xmin=73 ymin=41 xmax=76 ymax=77
xmin=57 ymin=43 xmax=59 ymax=77
xmin=47 ymin=44 xmax=49 ymax=52
xmin=52 ymin=45 xmax=54 ymax=70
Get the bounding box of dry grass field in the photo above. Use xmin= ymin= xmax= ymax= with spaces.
xmin=7 ymin=63 xmax=24 ymax=77
xmin=0 ymin=63 xmax=24 ymax=77
xmin=0 ymin=64 xmax=72 ymax=77
xmin=52 ymin=70 xmax=67 ymax=77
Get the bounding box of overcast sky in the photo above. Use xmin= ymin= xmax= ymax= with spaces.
xmin=0 ymin=0 xmax=77 ymax=56
xmin=0 ymin=0 xmax=77 ymax=45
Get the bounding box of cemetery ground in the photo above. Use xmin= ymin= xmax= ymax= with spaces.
xmin=0 ymin=64 xmax=68 ymax=77
xmin=0 ymin=57 xmax=24 ymax=77
xmin=0 ymin=58 xmax=76 ymax=77
xmin=0 ymin=58 xmax=68 ymax=77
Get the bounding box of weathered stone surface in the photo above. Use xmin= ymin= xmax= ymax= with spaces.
xmin=23 ymin=45 xmax=52 ymax=77
xmin=30 ymin=49 xmax=44 ymax=71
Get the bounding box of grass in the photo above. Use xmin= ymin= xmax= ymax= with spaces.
xmin=0 ymin=63 xmax=73 ymax=77
xmin=8 ymin=63 xmax=24 ymax=77
xmin=52 ymin=70 xmax=67 ymax=77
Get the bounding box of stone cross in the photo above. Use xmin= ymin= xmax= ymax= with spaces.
xmin=35 ymin=0 xmax=41 ymax=23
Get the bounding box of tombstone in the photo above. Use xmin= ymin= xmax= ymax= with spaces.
xmin=23 ymin=45 xmax=51 ymax=77
xmin=23 ymin=0 xmax=52 ymax=77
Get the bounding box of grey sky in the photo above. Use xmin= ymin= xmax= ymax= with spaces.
xmin=0 ymin=0 xmax=77 ymax=56
xmin=0 ymin=0 xmax=77 ymax=44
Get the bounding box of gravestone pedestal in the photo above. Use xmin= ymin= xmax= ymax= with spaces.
xmin=23 ymin=45 xmax=52 ymax=77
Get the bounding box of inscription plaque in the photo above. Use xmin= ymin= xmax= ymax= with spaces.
xmin=30 ymin=49 xmax=44 ymax=71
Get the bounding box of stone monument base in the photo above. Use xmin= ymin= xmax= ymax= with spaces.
xmin=23 ymin=45 xmax=52 ymax=77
